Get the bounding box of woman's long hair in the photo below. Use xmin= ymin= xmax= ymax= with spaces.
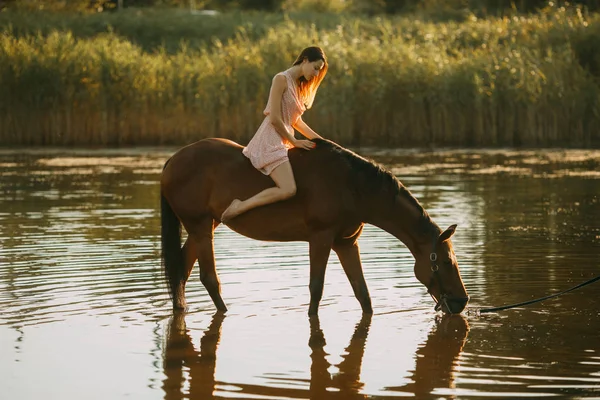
xmin=292 ymin=46 xmax=328 ymax=109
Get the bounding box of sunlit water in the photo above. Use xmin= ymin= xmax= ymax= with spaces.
xmin=1 ymin=148 xmax=599 ymax=399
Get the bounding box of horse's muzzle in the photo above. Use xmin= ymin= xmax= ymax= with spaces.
xmin=436 ymin=296 xmax=470 ymax=314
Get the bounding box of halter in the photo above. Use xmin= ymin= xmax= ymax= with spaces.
xmin=427 ymin=239 xmax=470 ymax=313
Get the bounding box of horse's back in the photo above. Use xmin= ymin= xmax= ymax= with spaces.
xmin=168 ymin=138 xmax=244 ymax=168
xmin=162 ymin=138 xmax=251 ymax=186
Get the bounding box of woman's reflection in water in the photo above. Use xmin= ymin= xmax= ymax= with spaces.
xmin=386 ymin=314 xmax=470 ymax=398
xmin=162 ymin=311 xmax=225 ymax=400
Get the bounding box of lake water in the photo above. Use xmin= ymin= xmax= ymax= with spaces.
xmin=1 ymin=147 xmax=599 ymax=399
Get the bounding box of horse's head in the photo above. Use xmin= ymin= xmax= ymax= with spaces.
xmin=414 ymin=224 xmax=469 ymax=314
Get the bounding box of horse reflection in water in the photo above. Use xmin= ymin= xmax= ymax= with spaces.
xmin=161 ymin=313 xmax=372 ymax=399
xmin=161 ymin=313 xmax=469 ymax=399
xmin=308 ymin=315 xmax=371 ymax=399
xmin=162 ymin=312 xmax=224 ymax=400
xmin=386 ymin=315 xmax=470 ymax=397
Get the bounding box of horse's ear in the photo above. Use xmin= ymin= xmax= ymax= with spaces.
xmin=438 ymin=224 xmax=457 ymax=243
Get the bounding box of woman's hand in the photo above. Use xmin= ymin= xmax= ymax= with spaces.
xmin=293 ymin=139 xmax=317 ymax=150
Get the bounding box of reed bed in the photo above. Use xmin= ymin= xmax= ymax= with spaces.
xmin=0 ymin=5 xmax=599 ymax=147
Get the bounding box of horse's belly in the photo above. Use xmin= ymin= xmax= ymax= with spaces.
xmin=231 ymin=230 xmax=308 ymax=242
xmin=225 ymin=214 xmax=310 ymax=242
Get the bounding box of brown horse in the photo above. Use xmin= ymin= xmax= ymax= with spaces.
xmin=160 ymin=138 xmax=469 ymax=315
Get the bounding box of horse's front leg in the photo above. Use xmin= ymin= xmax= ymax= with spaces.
xmin=332 ymin=240 xmax=373 ymax=314
xmin=308 ymin=231 xmax=334 ymax=316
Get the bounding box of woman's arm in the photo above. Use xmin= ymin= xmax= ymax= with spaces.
xmin=293 ymin=117 xmax=323 ymax=140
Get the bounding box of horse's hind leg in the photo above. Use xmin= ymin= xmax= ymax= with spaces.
xmin=333 ymin=238 xmax=373 ymax=315
xmin=182 ymin=238 xmax=197 ymax=280
xmin=186 ymin=216 xmax=227 ymax=312
xmin=168 ymin=238 xmax=197 ymax=311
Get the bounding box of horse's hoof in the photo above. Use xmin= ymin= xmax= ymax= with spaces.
xmin=215 ymin=302 xmax=228 ymax=313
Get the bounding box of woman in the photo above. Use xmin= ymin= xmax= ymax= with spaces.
xmin=221 ymin=46 xmax=329 ymax=223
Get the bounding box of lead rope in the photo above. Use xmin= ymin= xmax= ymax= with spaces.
xmin=467 ymin=274 xmax=600 ymax=316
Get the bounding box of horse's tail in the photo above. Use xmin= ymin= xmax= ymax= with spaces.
xmin=161 ymin=162 xmax=185 ymax=302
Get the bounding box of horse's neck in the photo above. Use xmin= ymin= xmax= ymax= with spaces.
xmin=363 ymin=191 xmax=437 ymax=257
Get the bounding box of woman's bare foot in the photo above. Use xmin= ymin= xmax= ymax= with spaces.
xmin=221 ymin=199 xmax=242 ymax=223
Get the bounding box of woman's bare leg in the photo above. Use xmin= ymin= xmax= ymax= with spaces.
xmin=221 ymin=161 xmax=296 ymax=223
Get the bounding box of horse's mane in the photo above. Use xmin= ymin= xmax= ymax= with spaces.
xmin=313 ymin=138 xmax=440 ymax=236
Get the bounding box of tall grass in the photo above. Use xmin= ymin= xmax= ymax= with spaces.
xmin=0 ymin=5 xmax=599 ymax=147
